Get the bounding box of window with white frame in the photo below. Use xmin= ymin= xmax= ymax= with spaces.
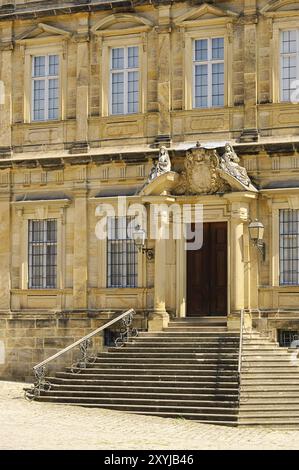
xmin=107 ymin=216 xmax=137 ymax=288
xmin=279 ymin=209 xmax=299 ymax=285
xmin=28 ymin=219 xmax=57 ymax=289
xmin=110 ymin=46 xmax=139 ymax=115
xmin=32 ymin=54 xmax=60 ymax=121
xmin=280 ymin=30 xmax=299 ymax=102
xmin=193 ymin=37 xmax=224 ymax=109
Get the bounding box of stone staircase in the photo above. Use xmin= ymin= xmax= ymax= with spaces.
xmin=239 ymin=331 xmax=299 ymax=427
xmin=32 ymin=317 xmax=240 ymax=426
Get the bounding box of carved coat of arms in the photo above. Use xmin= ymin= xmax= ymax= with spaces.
xmin=174 ymin=147 xmax=228 ymax=195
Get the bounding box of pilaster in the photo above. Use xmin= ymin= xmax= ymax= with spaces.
xmin=155 ymin=5 xmax=172 ymax=145
xmin=72 ymin=16 xmax=90 ymax=153
xmin=240 ymin=0 xmax=259 ymax=142
xmin=0 ymin=22 xmax=13 ymax=155
xmin=0 ymin=191 xmax=11 ymax=311
xmin=148 ymin=208 xmax=169 ymax=331
xmin=73 ymin=187 xmax=88 ymax=309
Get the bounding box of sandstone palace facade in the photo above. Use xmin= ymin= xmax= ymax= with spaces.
xmin=1 ymin=0 xmax=299 ymax=384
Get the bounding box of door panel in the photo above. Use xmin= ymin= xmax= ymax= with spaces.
xmin=187 ymin=222 xmax=227 ymax=316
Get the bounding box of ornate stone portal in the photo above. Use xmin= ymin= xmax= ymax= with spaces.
xmin=142 ymin=143 xmax=256 ymax=196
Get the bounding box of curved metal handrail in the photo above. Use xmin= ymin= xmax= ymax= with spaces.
xmin=24 ymin=308 xmax=137 ymax=401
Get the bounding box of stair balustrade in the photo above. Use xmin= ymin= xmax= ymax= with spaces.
xmin=24 ymin=308 xmax=137 ymax=401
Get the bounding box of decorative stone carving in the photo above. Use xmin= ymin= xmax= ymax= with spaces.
xmin=148 ymin=146 xmax=171 ymax=181
xmin=219 ymin=143 xmax=251 ymax=187
xmin=174 ymin=147 xmax=228 ymax=195
xmin=140 ymin=143 xmax=256 ymax=196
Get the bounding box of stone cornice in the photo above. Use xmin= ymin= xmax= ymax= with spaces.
xmin=1 ymin=141 xmax=299 ymax=170
xmin=0 ymin=0 xmax=174 ymax=21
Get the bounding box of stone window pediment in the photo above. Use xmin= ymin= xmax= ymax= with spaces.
xmin=173 ymin=3 xmax=238 ymax=28
xmin=91 ymin=14 xmax=153 ymax=37
xmin=16 ymin=23 xmax=72 ymax=45
xmin=261 ymin=1 xmax=299 ymax=17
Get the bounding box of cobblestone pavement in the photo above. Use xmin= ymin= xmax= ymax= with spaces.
xmin=0 ymin=381 xmax=299 ymax=450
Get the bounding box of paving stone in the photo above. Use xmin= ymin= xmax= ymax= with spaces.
xmin=1 ymin=381 xmax=299 ymax=450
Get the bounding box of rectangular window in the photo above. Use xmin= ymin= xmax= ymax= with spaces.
xmin=110 ymin=46 xmax=139 ymax=115
xmin=280 ymin=30 xmax=299 ymax=102
xmin=107 ymin=216 xmax=137 ymax=288
xmin=279 ymin=209 xmax=299 ymax=285
xmin=32 ymin=55 xmax=60 ymax=121
xmin=193 ymin=37 xmax=224 ymax=109
xmin=28 ymin=219 xmax=57 ymax=289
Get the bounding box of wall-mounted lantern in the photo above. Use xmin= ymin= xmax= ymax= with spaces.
xmin=248 ymin=219 xmax=265 ymax=261
xmin=132 ymin=225 xmax=155 ymax=260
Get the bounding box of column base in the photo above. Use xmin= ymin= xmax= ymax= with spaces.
xmin=147 ymin=310 xmax=169 ymax=331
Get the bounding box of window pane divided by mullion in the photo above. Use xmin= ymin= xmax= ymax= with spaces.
xmin=280 ymin=29 xmax=298 ymax=102
xmin=111 ymin=46 xmax=139 ymax=115
xmin=32 ymin=54 xmax=59 ymax=121
xmin=193 ymin=37 xmax=224 ymax=109
xmin=107 ymin=216 xmax=137 ymax=288
xmin=28 ymin=219 xmax=57 ymax=289
xmin=279 ymin=209 xmax=299 ymax=285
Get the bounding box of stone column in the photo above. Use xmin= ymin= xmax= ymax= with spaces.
xmin=148 ymin=209 xmax=169 ymax=331
xmin=156 ymin=5 xmax=171 ymax=145
xmin=0 ymin=192 xmax=11 ymax=311
xmin=0 ymin=26 xmax=13 ymax=156
xmin=240 ymin=0 xmax=259 ymax=142
xmin=230 ymin=207 xmax=245 ymax=313
xmin=73 ymin=188 xmax=88 ymax=309
xmin=72 ymin=19 xmax=89 ymax=153
xmin=227 ymin=200 xmax=253 ymax=331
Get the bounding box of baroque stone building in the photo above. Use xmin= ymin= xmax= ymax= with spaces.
xmin=1 ymin=0 xmax=299 ymax=417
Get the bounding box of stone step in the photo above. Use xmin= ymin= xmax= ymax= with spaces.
xmin=170 ymin=318 xmax=227 ymax=325
xmin=241 ymin=383 xmax=299 ymax=390
xmin=37 ymin=393 xmax=238 ymax=408
xmin=31 ymin=403 xmax=239 ymax=423
xmin=238 ymin=419 xmax=299 ymax=427
xmin=108 ymin=347 xmax=239 ymax=353
xmin=44 ymin=385 xmax=238 ymax=399
xmin=161 ymin=327 xmax=237 ymax=334
xmin=242 ymin=342 xmax=287 ymax=351
xmin=130 ymin=333 xmax=239 ymax=347
xmin=93 ymin=355 xmax=239 ymax=364
xmin=240 ymin=398 xmax=299 ymax=405
xmin=100 ymin=349 xmax=239 ymax=358
xmin=239 ymin=409 xmax=299 ymax=416
xmin=241 ymin=390 xmax=299 ymax=398
xmin=64 ymin=367 xmax=239 ymax=376
xmin=166 ymin=326 xmax=228 ymax=332
xmin=77 ymin=362 xmax=238 ymax=371
xmin=242 ymin=360 xmax=299 ymax=367
xmin=55 ymin=372 xmax=239 ymax=383
xmin=136 ymin=332 xmax=239 ymax=340
xmin=34 ymin=398 xmax=239 ymax=416
xmin=242 ymin=350 xmax=290 ymax=356
xmin=48 ymin=377 xmax=238 ymax=395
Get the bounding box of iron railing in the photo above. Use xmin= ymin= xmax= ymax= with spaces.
xmin=24 ymin=308 xmax=137 ymax=401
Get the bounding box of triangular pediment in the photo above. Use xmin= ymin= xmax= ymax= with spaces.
xmin=261 ymin=0 xmax=299 ymax=14
xmin=17 ymin=23 xmax=72 ymax=42
xmin=174 ymin=3 xmax=238 ymax=26
xmin=92 ymin=14 xmax=153 ymax=36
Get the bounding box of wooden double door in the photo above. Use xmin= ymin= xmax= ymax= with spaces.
xmin=187 ymin=222 xmax=227 ymax=317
